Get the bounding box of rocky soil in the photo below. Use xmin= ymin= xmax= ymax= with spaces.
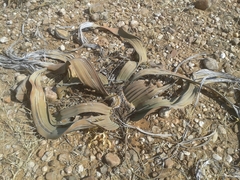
xmin=0 ymin=0 xmax=240 ymax=180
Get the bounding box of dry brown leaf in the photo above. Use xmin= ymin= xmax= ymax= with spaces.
xmin=98 ymin=26 xmax=147 ymax=64
xmin=171 ymin=83 xmax=198 ymax=108
xmin=124 ymin=80 xmax=173 ymax=108
xmin=53 ymin=102 xmax=112 ymax=122
xmin=96 ymin=25 xmax=147 ymax=81
xmin=15 ymin=77 xmax=30 ymax=102
xmin=116 ymin=61 xmax=137 ymax=82
xmin=69 ymin=58 xmax=109 ymax=96
xmin=98 ymin=73 xmax=108 ymax=85
xmin=29 ymin=68 xmax=117 ymax=139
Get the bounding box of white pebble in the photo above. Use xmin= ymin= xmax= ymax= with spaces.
xmin=226 ymin=155 xmax=233 ymax=163
xmin=147 ymin=136 xmax=154 ymax=142
xmin=218 ymin=125 xmax=227 ymax=135
xmin=0 ymin=37 xmax=8 ymax=43
xmin=213 ymin=154 xmax=222 ymax=161
xmin=6 ymin=20 xmax=13 ymax=25
xmin=220 ymin=52 xmax=226 ymax=59
xmin=183 ymin=151 xmax=190 ymax=156
xmin=212 ymin=131 xmax=218 ymax=142
xmin=158 ymin=34 xmax=163 ymax=40
xmin=42 ymin=166 xmax=48 ymax=172
xmin=64 ymin=166 xmax=72 ymax=174
xmin=188 ymin=62 xmax=195 ymax=68
xmin=27 ymin=161 xmax=35 ymax=169
xmin=199 ymin=121 xmax=204 ymax=127
xmin=194 ymin=118 xmax=199 ymax=123
xmin=130 ymin=20 xmax=139 ymax=28
xmin=59 ymin=44 xmax=65 ymax=51
xmin=41 ymin=151 xmax=53 ymax=162
xmin=77 ymin=164 xmax=84 ymax=173
xmin=90 ymin=155 xmax=96 ymax=162
xmin=59 ymin=8 xmax=66 ymax=16
xmin=117 ymin=21 xmax=125 ymax=27
xmin=96 ymin=171 xmax=102 ymax=178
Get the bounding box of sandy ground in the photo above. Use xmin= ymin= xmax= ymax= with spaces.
xmin=0 ymin=0 xmax=240 ymax=180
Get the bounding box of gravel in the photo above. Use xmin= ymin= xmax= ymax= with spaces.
xmin=202 ymin=57 xmax=219 ymax=70
xmin=0 ymin=0 xmax=240 ymax=179
xmin=104 ymin=153 xmax=121 ymax=167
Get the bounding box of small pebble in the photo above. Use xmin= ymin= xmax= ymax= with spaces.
xmin=234 ymin=123 xmax=239 ymax=133
xmin=158 ymin=108 xmax=171 ymax=118
xmin=81 ymin=176 xmax=95 ymax=180
xmin=117 ymin=21 xmax=125 ymax=27
xmin=48 ymin=160 xmax=60 ymax=167
xmin=165 ymin=158 xmax=174 ymax=168
xmin=152 ymin=126 xmax=161 ymax=133
xmin=129 ymin=150 xmax=139 ymax=162
xmin=233 ymin=32 xmax=239 ymax=37
xmin=6 ymin=20 xmax=13 ymax=25
xmin=40 ymin=140 xmax=47 ymax=146
xmin=64 ymin=166 xmax=72 ymax=174
xmin=96 ymin=152 xmax=103 ymax=161
xmin=3 ymin=95 xmax=11 ymax=103
xmin=33 ymin=164 xmax=39 ymax=173
xmin=149 ymin=172 xmax=159 ymax=178
xmin=55 ymin=28 xmax=70 ymax=40
xmin=27 ymin=161 xmax=35 ymax=169
xmin=41 ymin=151 xmax=54 ymax=162
xmin=36 ymin=175 xmax=44 ymax=180
xmin=58 ymin=153 xmax=70 ymax=164
xmin=218 ymin=125 xmax=227 ymax=135
xmin=199 ymin=121 xmax=204 ymax=127
xmin=97 ymin=36 xmax=109 ymax=47
xmin=37 ymin=149 xmax=45 ymax=158
xmin=104 ymin=153 xmax=121 ymax=167
xmin=147 ymin=136 xmax=154 ymax=143
xmin=212 ymin=131 xmax=218 ymax=142
xmin=212 ymin=154 xmax=222 ymax=161
xmin=226 ymin=155 xmax=233 ymax=163
xmin=202 ymin=58 xmax=219 ymax=70
xmin=59 ymin=44 xmax=65 ymax=51
xmin=227 ymin=147 xmax=235 ymax=155
xmin=42 ymin=17 xmax=49 ymax=25
xmin=90 ymin=13 xmax=100 ymax=21
xmin=188 ymin=62 xmax=195 ymax=68
xmin=194 ymin=0 xmax=212 ymax=10
xmin=179 ymin=152 xmax=184 ymax=161
xmin=42 ymin=166 xmax=48 ymax=172
xmin=0 ymin=37 xmax=8 ymax=43
xmin=90 ymin=155 xmax=96 ymax=162
xmin=220 ymin=52 xmax=226 ymax=59
xmin=130 ymin=20 xmax=139 ymax=28
xmin=45 ymin=171 xmax=62 ymax=180
xmin=101 ymin=12 xmax=108 ymax=20
xmin=216 ymin=147 xmax=223 ymax=153
xmin=100 ymin=165 xmax=108 ymax=174
xmin=231 ymin=38 xmax=240 ymax=45
xmin=76 ymin=164 xmax=84 ymax=173
xmin=96 ymin=171 xmax=102 ymax=178
xmin=58 ymin=8 xmax=66 ymax=16
xmin=90 ymin=4 xmax=104 ymax=13
xmin=183 ymin=151 xmax=191 ymax=156
xmin=65 ymin=176 xmax=77 ymax=180
xmin=140 ymin=8 xmax=149 ymax=16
